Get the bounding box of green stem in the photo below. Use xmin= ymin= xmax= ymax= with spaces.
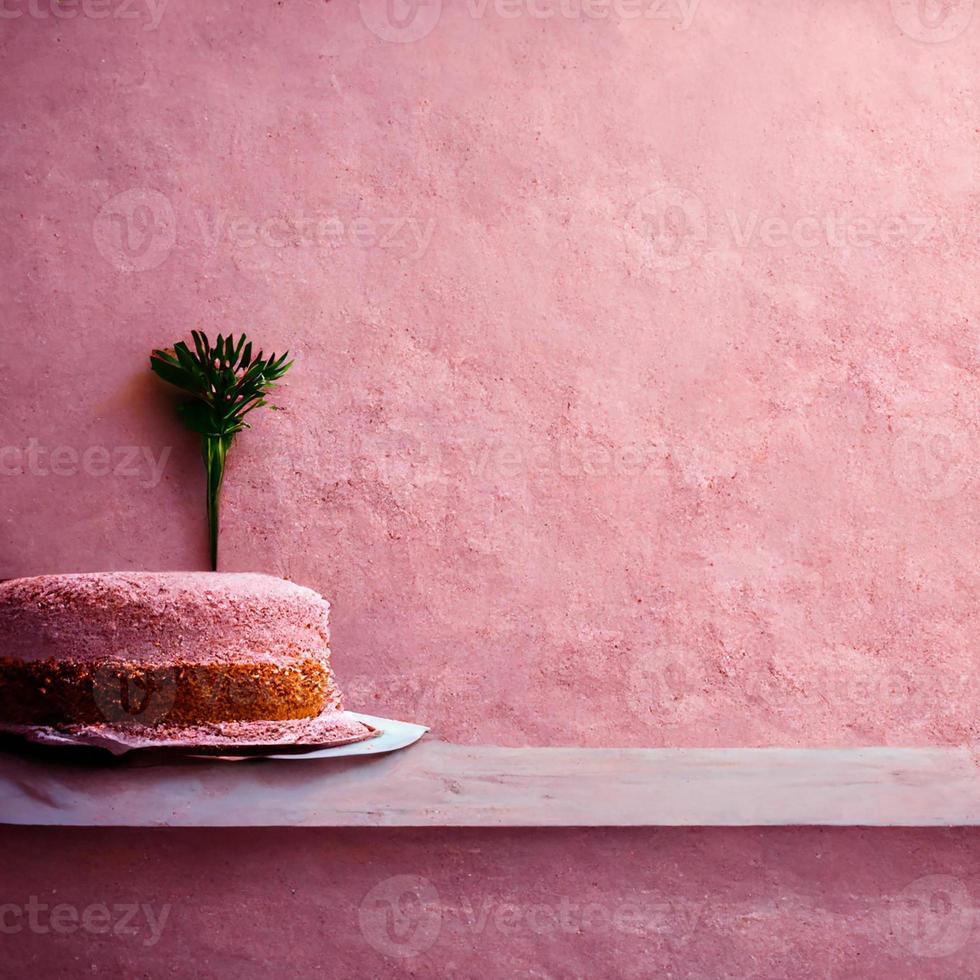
xmin=202 ymin=434 xmax=233 ymax=571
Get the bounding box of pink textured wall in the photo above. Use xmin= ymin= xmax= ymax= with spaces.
xmin=5 ymin=827 xmax=980 ymax=978
xmin=2 ymin=0 xmax=978 ymax=747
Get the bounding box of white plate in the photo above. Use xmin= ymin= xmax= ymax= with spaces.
xmin=194 ymin=713 xmax=430 ymax=761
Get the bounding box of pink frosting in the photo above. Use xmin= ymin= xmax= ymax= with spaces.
xmin=0 ymin=572 xmax=332 ymax=667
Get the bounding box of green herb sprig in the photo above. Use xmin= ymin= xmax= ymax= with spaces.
xmin=150 ymin=331 xmax=293 ymax=570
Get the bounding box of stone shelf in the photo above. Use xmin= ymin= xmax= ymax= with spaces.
xmin=2 ymin=743 xmax=979 ymax=827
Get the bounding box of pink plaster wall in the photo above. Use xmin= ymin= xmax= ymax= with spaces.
xmin=5 ymin=827 xmax=980 ymax=978
xmin=2 ymin=0 xmax=979 ymax=747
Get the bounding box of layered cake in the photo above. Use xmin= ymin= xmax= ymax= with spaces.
xmin=0 ymin=572 xmax=375 ymax=748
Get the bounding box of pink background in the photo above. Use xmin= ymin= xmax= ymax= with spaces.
xmin=2 ymin=0 xmax=979 ymax=748
xmin=4 ymin=826 xmax=980 ymax=979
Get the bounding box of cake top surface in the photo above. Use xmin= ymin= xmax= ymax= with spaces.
xmin=0 ymin=571 xmax=332 ymax=665
xmin=0 ymin=571 xmax=327 ymax=607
